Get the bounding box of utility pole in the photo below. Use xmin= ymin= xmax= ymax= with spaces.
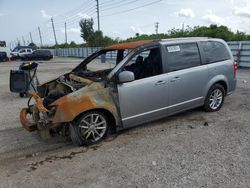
xmin=182 ymin=23 xmax=185 ymax=31
xmin=22 ymin=36 xmax=26 ymax=46
xmin=29 ymin=32 xmax=33 ymax=43
xmin=65 ymin=22 xmax=68 ymax=44
xmin=155 ymin=22 xmax=159 ymax=34
xmin=38 ymin=26 xmax=43 ymax=47
xmin=51 ymin=17 xmax=58 ymax=45
xmin=96 ymin=0 xmax=100 ymax=31
xmin=17 ymin=38 xmax=20 ymax=46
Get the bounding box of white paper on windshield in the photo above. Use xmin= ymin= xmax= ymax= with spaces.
xmin=167 ymin=46 xmax=180 ymax=53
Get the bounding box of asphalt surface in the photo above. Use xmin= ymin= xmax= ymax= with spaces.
xmin=0 ymin=58 xmax=249 ymax=188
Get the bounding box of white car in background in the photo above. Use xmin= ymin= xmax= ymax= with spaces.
xmin=0 ymin=47 xmax=12 ymax=59
xmin=18 ymin=48 xmax=33 ymax=57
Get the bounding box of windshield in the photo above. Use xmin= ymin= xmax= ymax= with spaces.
xmin=73 ymin=49 xmax=132 ymax=77
xmin=86 ymin=51 xmax=117 ymax=72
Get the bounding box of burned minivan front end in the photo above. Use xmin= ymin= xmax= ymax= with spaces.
xmin=20 ymin=71 xmax=119 ymax=140
xmin=19 ymin=40 xmax=153 ymax=145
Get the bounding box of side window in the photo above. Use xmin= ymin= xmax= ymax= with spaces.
xmin=124 ymin=47 xmax=162 ymax=80
xmin=166 ymin=43 xmax=201 ymax=72
xmin=19 ymin=49 xmax=25 ymax=53
xmin=201 ymin=41 xmax=231 ymax=64
xmin=27 ymin=49 xmax=31 ymax=53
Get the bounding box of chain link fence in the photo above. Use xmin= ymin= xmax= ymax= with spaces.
xmin=49 ymin=42 xmax=250 ymax=68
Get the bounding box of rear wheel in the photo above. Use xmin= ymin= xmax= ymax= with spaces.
xmin=204 ymin=84 xmax=225 ymax=112
xmin=70 ymin=111 xmax=109 ymax=146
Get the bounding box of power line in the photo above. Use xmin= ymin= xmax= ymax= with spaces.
xmin=99 ymin=0 xmax=115 ymax=6
xmin=100 ymin=0 xmax=124 ymax=8
xmin=102 ymin=0 xmax=162 ymax=17
xmin=14 ymin=1 xmax=95 ymax=45
xmin=101 ymin=0 xmax=139 ymax=12
xmin=57 ymin=6 xmax=96 ymax=25
xmin=54 ymin=8 xmax=96 ymax=28
xmin=53 ymin=0 xmax=93 ymax=20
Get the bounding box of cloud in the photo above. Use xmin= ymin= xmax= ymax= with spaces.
xmin=130 ymin=26 xmax=143 ymax=34
xmin=77 ymin=13 xmax=91 ymax=19
xmin=61 ymin=27 xmax=80 ymax=34
xmin=202 ymin=10 xmax=225 ymax=25
xmin=233 ymin=4 xmax=250 ymax=18
xmin=0 ymin=13 xmax=3 ymax=17
xmin=40 ymin=10 xmax=51 ymax=19
xmin=175 ymin=8 xmax=195 ymax=19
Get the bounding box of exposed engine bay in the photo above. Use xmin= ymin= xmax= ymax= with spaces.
xmin=38 ymin=70 xmax=111 ymax=109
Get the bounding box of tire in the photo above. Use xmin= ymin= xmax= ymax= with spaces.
xmin=19 ymin=93 xmax=25 ymax=98
xmin=70 ymin=111 xmax=109 ymax=146
xmin=204 ymin=84 xmax=225 ymax=112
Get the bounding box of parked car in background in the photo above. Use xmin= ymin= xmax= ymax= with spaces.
xmin=18 ymin=48 xmax=33 ymax=58
xmin=11 ymin=46 xmax=37 ymax=59
xmin=21 ymin=49 xmax=53 ymax=61
xmin=0 ymin=51 xmax=7 ymax=62
xmin=20 ymin=38 xmax=237 ymax=146
xmin=0 ymin=47 xmax=11 ymax=60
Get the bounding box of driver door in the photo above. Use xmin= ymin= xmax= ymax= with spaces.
xmin=117 ymin=46 xmax=169 ymax=128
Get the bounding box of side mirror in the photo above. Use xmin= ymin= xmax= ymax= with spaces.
xmin=118 ymin=71 xmax=135 ymax=83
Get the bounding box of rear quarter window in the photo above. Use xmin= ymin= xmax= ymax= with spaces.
xmin=201 ymin=41 xmax=231 ymax=64
xmin=165 ymin=43 xmax=201 ymax=72
xmin=41 ymin=50 xmax=50 ymax=55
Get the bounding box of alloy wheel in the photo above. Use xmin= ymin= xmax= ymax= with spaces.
xmin=209 ymin=89 xmax=223 ymax=110
xmin=79 ymin=113 xmax=107 ymax=142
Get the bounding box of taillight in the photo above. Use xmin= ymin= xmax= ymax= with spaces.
xmin=233 ymin=61 xmax=237 ymax=77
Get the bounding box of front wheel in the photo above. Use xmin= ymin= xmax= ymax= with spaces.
xmin=70 ymin=111 xmax=109 ymax=146
xmin=204 ymin=84 xmax=225 ymax=112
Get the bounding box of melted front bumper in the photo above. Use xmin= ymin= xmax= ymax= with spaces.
xmin=20 ymin=108 xmax=37 ymax=132
xmin=20 ymin=92 xmax=50 ymax=132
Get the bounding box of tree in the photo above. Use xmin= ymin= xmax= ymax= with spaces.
xmin=0 ymin=41 xmax=6 ymax=47
xmin=125 ymin=24 xmax=250 ymax=42
xmin=28 ymin=42 xmax=37 ymax=47
xmin=79 ymin=18 xmax=94 ymax=44
xmin=79 ymin=18 xmax=117 ymax=47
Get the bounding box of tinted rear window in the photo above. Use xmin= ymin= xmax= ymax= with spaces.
xmin=36 ymin=50 xmax=51 ymax=55
xmin=201 ymin=41 xmax=231 ymax=64
xmin=165 ymin=43 xmax=201 ymax=72
xmin=0 ymin=52 xmax=7 ymax=56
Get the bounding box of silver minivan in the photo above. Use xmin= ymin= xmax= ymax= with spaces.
xmin=20 ymin=38 xmax=237 ymax=145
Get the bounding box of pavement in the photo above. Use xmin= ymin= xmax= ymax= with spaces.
xmin=0 ymin=57 xmax=249 ymax=188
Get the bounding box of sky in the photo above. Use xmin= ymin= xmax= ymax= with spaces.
xmin=1 ymin=0 xmax=250 ymax=48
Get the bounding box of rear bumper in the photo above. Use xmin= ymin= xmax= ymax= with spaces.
xmin=227 ymin=78 xmax=237 ymax=96
xmin=20 ymin=108 xmax=37 ymax=132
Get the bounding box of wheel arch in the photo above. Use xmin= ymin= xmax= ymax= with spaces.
xmin=73 ymin=108 xmax=117 ymax=133
xmin=204 ymin=75 xmax=229 ymax=97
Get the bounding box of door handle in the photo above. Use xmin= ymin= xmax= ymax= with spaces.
xmin=155 ymin=80 xmax=167 ymax=86
xmin=170 ymin=76 xmax=180 ymax=82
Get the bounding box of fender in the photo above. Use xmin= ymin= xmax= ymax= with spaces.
xmin=50 ymin=82 xmax=120 ymax=125
xmin=203 ymin=74 xmax=229 ymax=97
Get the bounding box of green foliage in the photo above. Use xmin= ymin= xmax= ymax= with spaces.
xmin=79 ymin=18 xmax=94 ymax=43
xmin=0 ymin=41 xmax=6 ymax=47
xmin=45 ymin=24 xmax=250 ymax=49
xmin=28 ymin=42 xmax=37 ymax=47
xmin=125 ymin=24 xmax=250 ymax=42
xmin=79 ymin=18 xmax=118 ymax=47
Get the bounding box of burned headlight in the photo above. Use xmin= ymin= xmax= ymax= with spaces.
xmin=47 ymin=105 xmax=57 ymax=117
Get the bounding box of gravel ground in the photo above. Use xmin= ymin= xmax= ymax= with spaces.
xmin=0 ymin=58 xmax=249 ymax=188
